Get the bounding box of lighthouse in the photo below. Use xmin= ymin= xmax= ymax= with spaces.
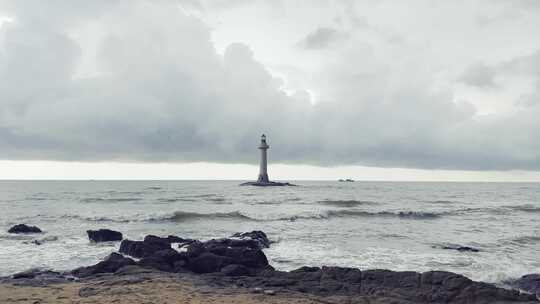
xmin=240 ymin=134 xmax=294 ymax=186
xmin=258 ymin=134 xmax=269 ymax=183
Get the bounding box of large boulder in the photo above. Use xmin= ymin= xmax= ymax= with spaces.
xmin=183 ymin=236 xmax=270 ymax=273
xmin=87 ymin=229 xmax=123 ymax=242
xmin=117 ymin=232 xmax=271 ymax=275
xmin=72 ymin=253 xmax=135 ymax=278
xmin=8 ymin=224 xmax=42 ymax=234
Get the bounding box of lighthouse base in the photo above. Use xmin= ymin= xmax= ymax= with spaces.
xmin=257 ymin=173 xmax=269 ymax=183
xmin=240 ymin=181 xmax=296 ymax=187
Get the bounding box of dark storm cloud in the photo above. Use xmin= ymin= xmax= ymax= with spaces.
xmin=1 ymin=0 xmax=540 ymax=170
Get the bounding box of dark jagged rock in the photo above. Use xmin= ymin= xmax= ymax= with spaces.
xmin=118 ymin=232 xmax=272 ymax=275
xmin=183 ymin=236 xmax=271 ymax=273
xmin=511 ymin=273 xmax=540 ymax=295
xmin=119 ymin=236 xmax=171 ymax=258
xmin=62 ymin=230 xmax=538 ymax=303
xmin=219 ymin=267 xmax=536 ymax=303
xmin=142 ymin=235 xmax=196 ymax=247
xmin=165 ymin=235 xmax=196 ymax=245
xmin=4 ymin=268 xmax=72 ymax=286
xmin=221 ymin=264 xmax=252 ymax=276
xmin=187 ymin=252 xmax=234 ymax=274
xmin=72 ymin=253 xmax=135 ymax=278
xmin=12 ymin=268 xmax=59 ymax=280
xmin=231 ymin=230 xmax=271 ymax=249
xmin=8 ymin=224 xmax=42 ymax=234
xmin=86 ymin=229 xmax=123 ymax=242
xmin=138 ymin=248 xmax=186 ymax=272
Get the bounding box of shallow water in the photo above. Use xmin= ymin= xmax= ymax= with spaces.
xmin=1 ymin=180 xmax=539 ymax=283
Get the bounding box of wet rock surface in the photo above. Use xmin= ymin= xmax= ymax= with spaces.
xmin=511 ymin=273 xmax=540 ymax=295
xmin=231 ymin=230 xmax=271 ymax=249
xmin=72 ymin=253 xmax=135 ymax=278
xmin=87 ymin=229 xmax=123 ymax=242
xmin=3 ymin=229 xmax=538 ymax=303
xmin=8 ymin=224 xmax=42 ymax=234
xmin=212 ymin=267 xmax=536 ymax=303
xmin=0 ymin=268 xmax=73 ymax=286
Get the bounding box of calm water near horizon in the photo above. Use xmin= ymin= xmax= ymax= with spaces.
xmin=1 ymin=180 xmax=539 ymax=284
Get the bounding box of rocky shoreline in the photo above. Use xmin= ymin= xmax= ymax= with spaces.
xmin=2 ymin=225 xmax=539 ymax=303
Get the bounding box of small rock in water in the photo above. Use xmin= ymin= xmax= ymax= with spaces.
xmin=87 ymin=229 xmax=123 ymax=242
xmin=26 ymin=236 xmax=58 ymax=246
xmin=434 ymin=243 xmax=480 ymax=252
xmin=8 ymin=224 xmax=42 ymax=234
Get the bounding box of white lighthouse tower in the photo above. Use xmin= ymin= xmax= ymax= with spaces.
xmin=240 ymin=134 xmax=294 ymax=186
xmin=257 ymin=134 xmax=270 ymax=183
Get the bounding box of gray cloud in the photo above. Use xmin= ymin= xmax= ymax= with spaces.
xmin=1 ymin=1 xmax=540 ymax=171
xmin=459 ymin=63 xmax=498 ymax=88
xmin=297 ymin=27 xmax=348 ymax=50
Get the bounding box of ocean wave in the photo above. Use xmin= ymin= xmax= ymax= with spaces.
xmin=328 ymin=210 xmax=442 ymax=219
xmin=156 ymin=198 xmax=196 ymax=203
xmin=250 ymin=201 xmax=281 ymax=205
xmin=80 ymin=197 xmax=143 ymax=203
xmin=286 ymin=198 xmax=302 ymax=201
xmin=208 ymin=198 xmax=227 ymax=202
xmin=153 ymin=211 xmax=254 ymax=222
xmin=508 ymin=235 xmax=540 ymax=246
xmin=60 ymin=214 xmax=131 ymax=223
xmin=506 ymin=204 xmax=540 ymax=213
xmin=427 ymin=200 xmax=459 ymax=204
xmin=318 ymin=199 xmax=378 ymax=207
xmin=280 ymin=210 xmax=443 ymax=221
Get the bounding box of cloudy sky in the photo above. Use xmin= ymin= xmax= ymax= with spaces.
xmin=1 ymin=0 xmax=540 ymax=180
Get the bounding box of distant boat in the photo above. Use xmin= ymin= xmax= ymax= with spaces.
xmin=338 ymin=179 xmax=355 ymax=182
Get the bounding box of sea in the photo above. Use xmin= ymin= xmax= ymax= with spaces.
xmin=1 ymin=180 xmax=539 ymax=284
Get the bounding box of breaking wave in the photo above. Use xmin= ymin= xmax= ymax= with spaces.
xmin=318 ymin=199 xmax=378 ymax=207
xmin=58 ymin=208 xmax=470 ymax=224
xmin=153 ymin=211 xmax=254 ymax=222
xmin=279 ymin=210 xmax=443 ymax=221
xmin=60 ymin=214 xmax=132 ymax=223
xmin=146 ymin=209 xmax=447 ymax=223
xmin=327 ymin=210 xmax=442 ymax=219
